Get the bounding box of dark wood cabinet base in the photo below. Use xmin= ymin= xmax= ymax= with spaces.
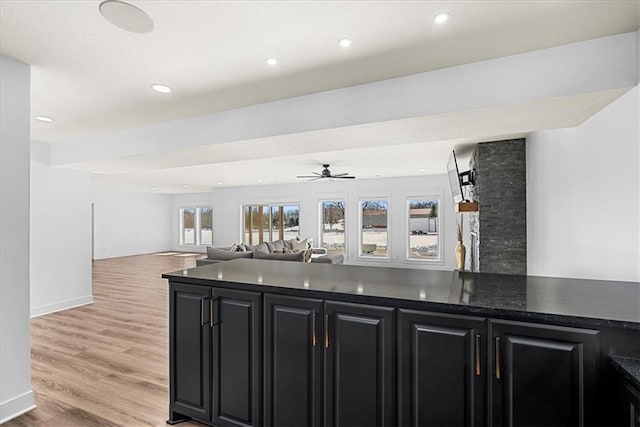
xmin=164 ymin=261 xmax=639 ymax=427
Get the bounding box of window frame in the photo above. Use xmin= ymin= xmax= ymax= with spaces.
xmin=240 ymin=202 xmax=301 ymax=245
xmin=179 ymin=205 xmax=213 ymax=247
xmin=404 ymin=196 xmax=443 ymax=264
xmin=358 ymin=197 xmax=391 ymax=261
xmin=318 ymin=199 xmax=347 ymax=257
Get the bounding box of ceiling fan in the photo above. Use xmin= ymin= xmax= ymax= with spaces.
xmin=297 ymin=164 xmax=356 ymax=181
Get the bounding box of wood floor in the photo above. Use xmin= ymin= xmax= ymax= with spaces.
xmin=6 ymin=253 xmax=206 ymax=427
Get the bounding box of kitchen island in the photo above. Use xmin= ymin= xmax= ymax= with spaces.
xmin=163 ymin=259 xmax=640 ymax=427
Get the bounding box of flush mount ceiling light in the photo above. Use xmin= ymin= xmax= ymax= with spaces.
xmin=35 ymin=116 xmax=54 ymax=123
xmin=99 ymin=0 xmax=154 ymax=33
xmin=434 ymin=12 xmax=450 ymax=24
xmin=338 ymin=38 xmax=352 ymax=48
xmin=151 ymin=84 xmax=172 ymax=93
xmin=265 ymin=57 xmax=278 ymax=66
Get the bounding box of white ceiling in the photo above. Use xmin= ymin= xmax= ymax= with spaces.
xmin=1 ymin=1 xmax=638 ymax=193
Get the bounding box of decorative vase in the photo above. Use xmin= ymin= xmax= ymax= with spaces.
xmin=455 ymin=240 xmax=466 ymax=271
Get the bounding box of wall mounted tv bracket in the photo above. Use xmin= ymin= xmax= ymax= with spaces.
xmin=459 ymin=169 xmax=475 ymax=186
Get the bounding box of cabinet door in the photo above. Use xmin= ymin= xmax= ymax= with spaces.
xmin=489 ymin=319 xmax=599 ymax=427
xmin=211 ymin=288 xmax=262 ymax=427
xmin=398 ymin=309 xmax=486 ymax=427
xmin=622 ymin=383 xmax=640 ymax=427
xmin=264 ymin=294 xmax=323 ymax=427
xmin=169 ymin=282 xmax=211 ymax=423
xmin=325 ymin=301 xmax=395 ymax=427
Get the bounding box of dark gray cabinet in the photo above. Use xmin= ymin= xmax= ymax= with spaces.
xmin=264 ymin=296 xmax=395 ymax=427
xmin=211 ymin=288 xmax=262 ymax=427
xmin=263 ymin=294 xmax=323 ymax=427
xmin=325 ymin=301 xmax=395 ymax=427
xmin=488 ymin=319 xmax=599 ymax=427
xmin=398 ymin=309 xmax=486 ymax=427
xmin=168 ymin=281 xmax=603 ymax=427
xmin=168 ymin=283 xmax=211 ymax=424
xmin=622 ymin=383 xmax=640 ymax=427
xmin=168 ymin=284 xmax=260 ymax=427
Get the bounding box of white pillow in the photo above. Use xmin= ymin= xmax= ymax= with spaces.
xmin=291 ymin=238 xmax=309 ymax=252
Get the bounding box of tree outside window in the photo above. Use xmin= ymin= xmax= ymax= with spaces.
xmin=321 ymin=201 xmax=345 ymax=255
xmin=180 ymin=206 xmax=212 ymax=246
xmin=243 ymin=204 xmax=300 ymax=245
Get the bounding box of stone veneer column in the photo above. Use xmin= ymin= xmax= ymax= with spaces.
xmin=468 ymin=139 xmax=527 ymax=275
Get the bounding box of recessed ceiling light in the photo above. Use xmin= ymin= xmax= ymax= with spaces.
xmin=338 ymin=38 xmax=352 ymax=48
xmin=434 ymin=12 xmax=450 ymax=24
xmin=35 ymin=116 xmax=54 ymax=123
xmin=265 ymin=58 xmax=278 ymax=66
xmin=181 ymin=184 xmax=188 ymax=189
xmin=257 ymin=179 xmax=263 ymax=183
xmin=217 ymin=182 xmax=223 ymax=185
xmin=151 ymin=187 xmax=158 ymax=191
xmin=419 ymin=168 xmax=426 ymax=173
xmin=151 ymin=84 xmax=172 ymax=94
xmin=99 ymin=0 xmax=154 ymax=33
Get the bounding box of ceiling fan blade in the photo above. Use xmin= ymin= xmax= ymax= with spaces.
xmin=297 ymin=175 xmax=320 ymax=178
xmin=331 ymin=172 xmax=349 ymax=177
xmin=334 ymin=176 xmax=356 ymax=179
xmin=307 ymin=177 xmax=323 ymax=182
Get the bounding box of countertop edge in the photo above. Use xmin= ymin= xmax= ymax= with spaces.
xmin=611 ymin=356 xmax=640 ymax=390
xmin=161 ymin=271 xmax=640 ymax=331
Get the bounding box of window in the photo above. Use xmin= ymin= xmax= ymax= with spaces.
xmin=407 ymin=198 xmax=440 ymax=261
xmin=360 ymin=200 xmax=388 ymax=257
xmin=181 ymin=208 xmax=196 ymax=245
xmin=243 ymin=204 xmax=300 ymax=245
xmin=180 ymin=206 xmax=213 ymax=246
xmin=320 ymin=201 xmax=345 ymax=255
xmin=199 ymin=207 xmax=213 ymax=246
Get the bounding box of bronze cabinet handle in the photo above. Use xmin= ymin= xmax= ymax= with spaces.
xmin=475 ymin=334 xmax=481 ymax=376
xmin=324 ymin=314 xmax=330 ymax=348
xmin=210 ymin=298 xmax=214 ymax=328
xmin=312 ymin=312 xmax=317 ymax=347
xmin=200 ymin=298 xmax=205 ymax=326
xmin=495 ymin=336 xmax=501 ymax=380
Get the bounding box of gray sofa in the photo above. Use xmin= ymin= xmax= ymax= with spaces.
xmin=196 ymin=239 xmax=344 ymax=266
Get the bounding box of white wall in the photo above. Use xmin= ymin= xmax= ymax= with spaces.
xmin=0 ymin=55 xmax=35 ymax=423
xmin=180 ymin=175 xmax=457 ymax=270
xmin=527 ymin=86 xmax=639 ymax=282
xmin=92 ymin=186 xmax=171 ymax=259
xmin=30 ymin=141 xmax=93 ymax=317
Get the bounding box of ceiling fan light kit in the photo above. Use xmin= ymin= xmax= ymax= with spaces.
xmin=297 ymin=164 xmax=356 ymax=181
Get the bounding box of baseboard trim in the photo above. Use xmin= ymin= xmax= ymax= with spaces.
xmin=31 ymin=295 xmax=94 ymax=318
xmin=0 ymin=390 xmax=35 ymax=424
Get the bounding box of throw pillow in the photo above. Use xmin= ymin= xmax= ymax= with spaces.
xmin=269 ymin=240 xmax=284 ymax=252
xmin=254 ymin=242 xmax=269 ymax=253
xmin=206 ymin=247 xmax=253 ymax=261
xmin=230 ymin=243 xmax=247 ymax=252
xmin=303 ymin=248 xmax=313 ymax=263
xmin=254 ymin=250 xmax=305 ymax=262
xmin=291 ymin=238 xmax=309 ymax=252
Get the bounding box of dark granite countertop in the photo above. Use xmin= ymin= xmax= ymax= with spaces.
xmin=162 ymin=259 xmax=640 ymax=330
xmin=611 ymin=356 xmax=640 ymax=390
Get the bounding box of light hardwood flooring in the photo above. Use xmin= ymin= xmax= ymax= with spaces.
xmin=6 ymin=253 xmax=206 ymax=427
